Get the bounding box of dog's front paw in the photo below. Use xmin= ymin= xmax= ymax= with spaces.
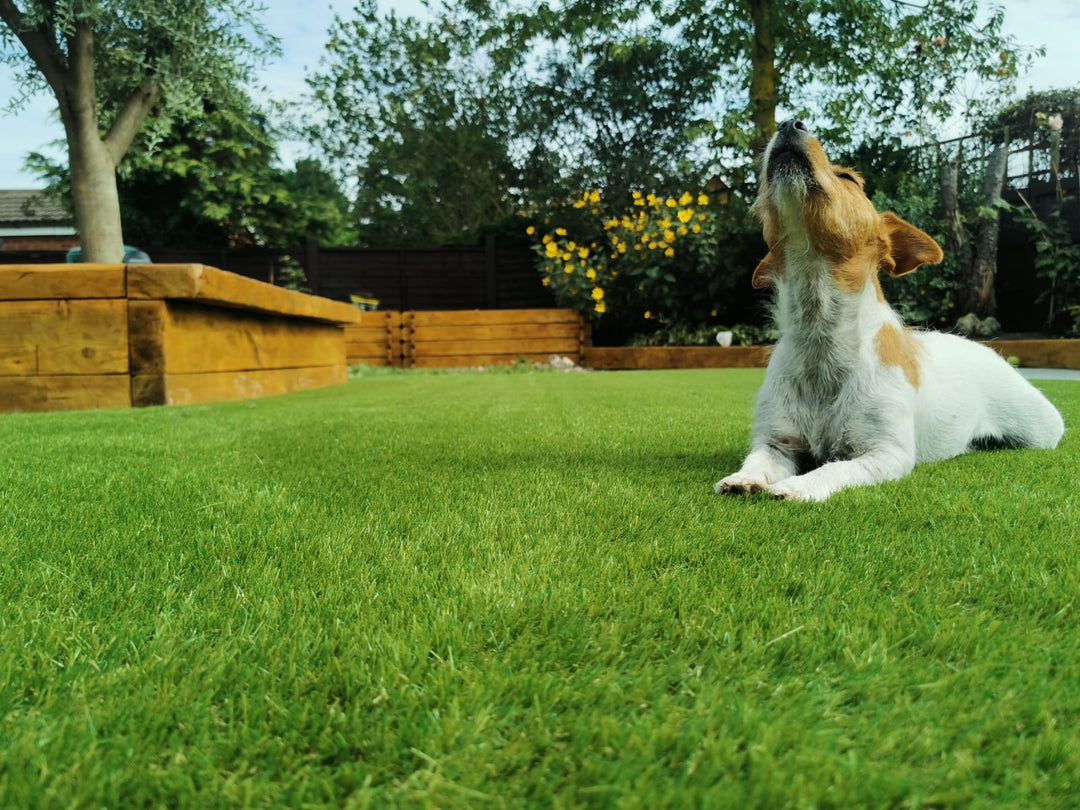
xmin=766 ymin=478 xmax=829 ymax=502
xmin=715 ymin=474 xmax=769 ymax=496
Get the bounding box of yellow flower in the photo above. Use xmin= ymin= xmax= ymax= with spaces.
xmin=567 ymin=240 xmax=577 ymax=251
xmin=578 ymin=247 xmax=589 ymax=259
xmin=542 ymin=234 xmax=553 ymax=244
xmin=616 ymin=242 xmax=627 ymax=254
xmin=586 ymin=268 xmax=597 ymax=280
xmin=679 ymin=192 xmax=693 ymax=206
xmin=663 ymin=229 xmax=675 ymax=242
xmin=595 ymin=302 xmax=606 ymax=314
xmin=648 ymin=242 xmax=658 ymax=250
xmin=698 ymin=193 xmax=709 ymax=206
xmin=555 ymin=227 xmax=567 ymax=236
xmin=541 ymin=277 xmax=550 ymax=286
xmin=665 ymin=198 xmax=678 ymax=208
xmin=573 ymin=199 xmax=586 ymax=209
xmin=678 ymin=226 xmax=689 ymax=236
xmin=591 ymin=287 xmax=604 ymax=301
xmin=588 ymin=189 xmax=601 ymax=204
xmin=564 ymin=265 xmax=574 ymax=274
xmin=545 ymin=241 xmax=559 ymax=257
xmin=633 ymin=197 xmax=645 ymax=206
xmin=644 ymin=310 xmax=651 ymax=319
xmin=664 ymin=247 xmax=675 ymax=258
xmin=646 ymin=193 xmax=658 ymax=206
xmin=526 ymin=225 xmax=536 ymax=235
xmin=677 ymin=208 xmax=694 ymax=224
xmin=691 ymin=224 xmax=701 ymax=234
xmin=632 ymin=191 xmax=642 ymax=199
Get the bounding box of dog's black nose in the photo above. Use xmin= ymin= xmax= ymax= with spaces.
xmin=779 ymin=119 xmax=808 ymax=134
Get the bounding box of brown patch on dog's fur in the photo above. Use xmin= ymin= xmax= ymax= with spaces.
xmin=879 ymin=213 xmax=944 ymax=276
xmin=874 ymin=323 xmax=921 ymax=387
xmin=831 ymin=245 xmax=885 ymax=299
xmin=753 ymin=251 xmax=780 ymax=289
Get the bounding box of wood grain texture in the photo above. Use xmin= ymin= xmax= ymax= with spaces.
xmin=981 ymin=339 xmax=1080 ymax=369
xmin=0 ymin=264 xmax=126 ymax=300
xmin=407 ymin=308 xmax=580 ymax=327
xmin=412 ymin=338 xmax=581 ymax=358
xmin=128 ymin=300 xmax=345 ymax=375
xmin=0 ymin=374 xmax=130 ymax=413
xmin=132 ymin=365 xmax=347 ymax=407
xmin=126 ymin=264 xmax=362 ymax=324
xmin=0 ymin=299 xmax=129 ymax=376
xmin=411 ymin=322 xmax=580 ymax=342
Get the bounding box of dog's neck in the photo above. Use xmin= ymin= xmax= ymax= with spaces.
xmin=770 ymin=226 xmax=884 ymax=393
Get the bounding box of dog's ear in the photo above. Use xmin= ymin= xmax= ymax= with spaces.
xmin=880 ymin=212 xmax=944 ymax=276
xmin=752 ymin=252 xmax=777 ymax=289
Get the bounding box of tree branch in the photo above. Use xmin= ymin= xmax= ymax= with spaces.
xmin=104 ymin=80 xmax=161 ymax=163
xmin=0 ymin=0 xmax=68 ymax=95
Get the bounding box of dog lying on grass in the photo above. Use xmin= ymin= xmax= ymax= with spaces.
xmin=717 ymin=120 xmax=1065 ymax=502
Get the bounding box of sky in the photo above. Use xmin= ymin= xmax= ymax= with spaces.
xmin=0 ymin=0 xmax=1077 ymax=190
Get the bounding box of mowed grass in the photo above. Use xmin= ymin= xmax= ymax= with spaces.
xmin=1 ymin=368 xmax=1078 ymax=808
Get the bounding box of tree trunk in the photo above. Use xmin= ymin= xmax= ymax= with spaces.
xmin=58 ymin=22 xmax=126 ymax=263
xmin=940 ymin=161 xmax=969 ymax=274
xmin=958 ymin=145 xmax=1007 ymax=318
xmin=747 ymin=0 xmax=778 ymax=157
xmin=66 ymin=123 xmax=125 ymax=263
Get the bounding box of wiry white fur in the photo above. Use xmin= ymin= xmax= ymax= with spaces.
xmin=716 ymin=128 xmax=1065 ymax=502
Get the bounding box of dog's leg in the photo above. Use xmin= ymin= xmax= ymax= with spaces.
xmin=766 ymin=444 xmax=915 ymax=502
xmin=715 ymin=443 xmax=800 ymax=495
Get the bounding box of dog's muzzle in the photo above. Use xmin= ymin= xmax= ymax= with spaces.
xmin=765 ymin=120 xmax=813 ymax=183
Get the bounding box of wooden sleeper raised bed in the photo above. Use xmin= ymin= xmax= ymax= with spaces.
xmin=0 ymin=263 xmax=361 ymax=413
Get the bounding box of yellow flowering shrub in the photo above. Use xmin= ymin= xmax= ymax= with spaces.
xmin=527 ymin=187 xmax=759 ymax=339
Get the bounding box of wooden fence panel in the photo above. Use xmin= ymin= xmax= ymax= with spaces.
xmin=343 ymin=308 xmax=585 ymax=368
xmin=344 ymin=311 xmax=403 ymax=367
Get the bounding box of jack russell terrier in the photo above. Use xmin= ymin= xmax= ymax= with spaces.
xmin=717 ymin=120 xmax=1065 ymax=502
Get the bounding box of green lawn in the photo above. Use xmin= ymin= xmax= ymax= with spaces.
xmin=1 ymin=368 xmax=1078 ymax=808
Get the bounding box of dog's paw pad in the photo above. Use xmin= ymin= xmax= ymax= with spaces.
xmin=715 ymin=477 xmax=767 ymax=496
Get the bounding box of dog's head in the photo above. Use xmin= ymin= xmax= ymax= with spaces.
xmin=751 ymin=120 xmax=943 ymax=291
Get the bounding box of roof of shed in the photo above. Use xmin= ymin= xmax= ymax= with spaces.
xmin=0 ymin=190 xmax=71 ymax=225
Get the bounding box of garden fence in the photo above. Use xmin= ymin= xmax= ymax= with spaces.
xmin=346 ymin=308 xmax=589 ymax=368
xmin=0 ymin=236 xmax=552 ymax=312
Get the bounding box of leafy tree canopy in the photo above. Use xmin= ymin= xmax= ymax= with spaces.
xmin=27 ymin=95 xmax=356 ymax=248
xmin=304 ymin=0 xmax=1035 ymax=246
xmin=0 ymin=0 xmax=279 ymax=260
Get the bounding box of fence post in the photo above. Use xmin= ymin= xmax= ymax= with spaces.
xmin=402 ymin=311 xmax=415 ymax=368
xmin=304 ymin=238 xmax=322 ymax=297
xmin=578 ymin=312 xmax=592 ymax=366
xmin=484 ymin=234 xmax=498 ymax=308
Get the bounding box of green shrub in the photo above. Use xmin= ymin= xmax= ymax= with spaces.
xmin=526 ymin=188 xmax=763 ymax=342
xmin=871 ymin=175 xmax=958 ymax=327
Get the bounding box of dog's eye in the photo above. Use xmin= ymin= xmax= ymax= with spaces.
xmin=836 ymin=172 xmax=858 ymax=184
